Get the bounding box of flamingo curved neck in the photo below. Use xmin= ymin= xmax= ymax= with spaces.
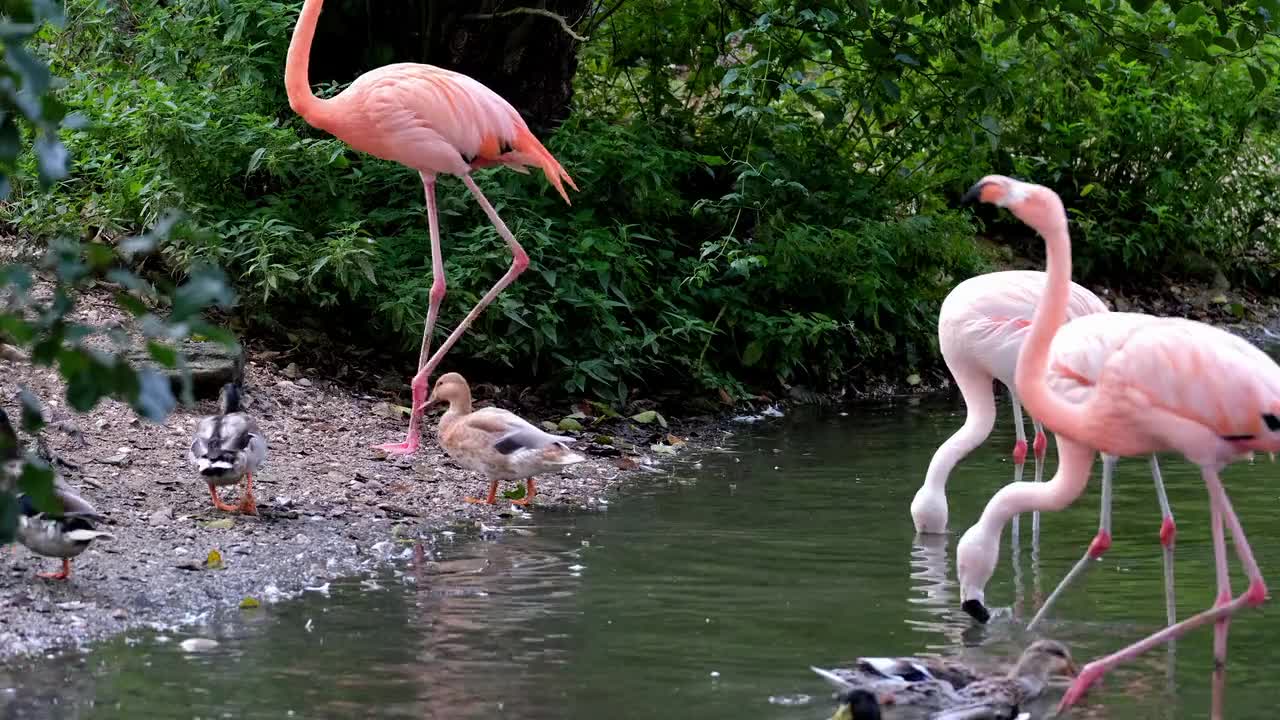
xmin=1012 ymin=201 xmax=1088 ymax=440
xmin=285 ymin=0 xmax=333 ymax=128
xmin=975 ymin=438 xmax=1093 ymax=532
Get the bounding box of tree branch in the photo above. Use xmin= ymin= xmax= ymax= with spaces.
xmin=463 ymin=7 xmax=589 ymax=42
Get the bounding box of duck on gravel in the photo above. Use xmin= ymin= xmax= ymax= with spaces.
xmin=812 ymin=640 xmax=1075 ymax=719
xmin=1 ymin=408 xmax=114 ymax=581
xmin=188 ymin=383 xmax=268 ymax=515
xmin=426 ymin=372 xmax=585 ymax=507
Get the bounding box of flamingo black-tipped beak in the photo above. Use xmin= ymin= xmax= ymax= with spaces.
xmin=962 ymin=598 xmax=992 ymax=623
xmin=960 ymin=180 xmax=993 ymax=206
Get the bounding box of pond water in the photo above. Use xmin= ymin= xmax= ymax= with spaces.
xmin=4 ymin=398 xmax=1280 ymax=719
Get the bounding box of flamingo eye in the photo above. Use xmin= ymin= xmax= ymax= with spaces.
xmin=1264 ymin=413 xmax=1280 ymax=432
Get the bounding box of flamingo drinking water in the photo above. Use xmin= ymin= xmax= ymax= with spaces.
xmin=913 ymin=271 xmax=1176 ymax=629
xmin=285 ymin=0 xmax=577 ymax=456
xmin=954 ymin=175 xmax=1280 ymax=714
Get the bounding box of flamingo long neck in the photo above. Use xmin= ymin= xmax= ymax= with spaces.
xmin=285 ymin=0 xmax=333 ymax=128
xmin=921 ymin=404 xmax=995 ymax=496
xmin=974 ymin=437 xmax=1094 ymax=534
xmin=1012 ymin=201 xmax=1090 ymax=441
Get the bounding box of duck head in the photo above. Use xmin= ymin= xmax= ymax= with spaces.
xmin=425 ymin=372 xmax=472 ymax=410
xmin=830 ymin=688 xmax=882 ymax=720
xmin=1009 ymin=639 xmax=1077 ymax=684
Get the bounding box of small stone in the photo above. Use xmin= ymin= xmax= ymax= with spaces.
xmin=283 ymin=362 xmax=301 ymax=379
xmin=111 ymin=608 xmax=128 ymax=620
xmin=149 ymin=507 xmax=172 ymax=525
xmin=95 ymin=418 xmax=110 ymax=431
xmin=297 ymin=378 xmax=312 ymax=387
xmin=179 ymin=638 xmax=219 ymax=652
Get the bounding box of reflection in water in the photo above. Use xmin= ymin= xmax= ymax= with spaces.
xmin=3 ymin=402 xmax=1280 ymax=719
xmin=906 ymin=533 xmax=965 ymax=650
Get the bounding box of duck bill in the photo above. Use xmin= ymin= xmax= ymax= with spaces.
xmin=830 ymin=705 xmax=853 ymax=720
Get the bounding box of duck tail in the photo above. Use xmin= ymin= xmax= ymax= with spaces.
xmin=64 ymin=529 xmax=114 ymax=543
xmin=219 ymin=383 xmax=243 ymax=415
xmin=543 ymin=443 xmax=586 ymax=466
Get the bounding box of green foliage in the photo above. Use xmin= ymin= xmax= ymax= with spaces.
xmin=9 ymin=0 xmax=1280 ymax=406
xmin=0 ymin=0 xmax=236 ymax=543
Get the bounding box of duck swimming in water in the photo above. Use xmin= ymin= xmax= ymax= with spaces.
xmin=814 ymin=640 xmax=1075 ymax=719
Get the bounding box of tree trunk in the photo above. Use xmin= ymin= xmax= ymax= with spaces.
xmin=310 ymin=0 xmax=591 ymax=135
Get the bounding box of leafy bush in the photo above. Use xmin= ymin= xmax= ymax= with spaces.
xmin=0 ymin=0 xmax=235 ymax=542
xmin=9 ymin=0 xmax=1280 ymax=404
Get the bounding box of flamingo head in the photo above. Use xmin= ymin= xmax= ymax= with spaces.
xmin=955 ymin=520 xmax=1001 ymax=623
xmin=961 ymin=174 xmax=1067 ymax=237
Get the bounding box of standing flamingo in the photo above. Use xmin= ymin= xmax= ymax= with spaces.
xmin=953 ymin=175 xmax=1279 ymax=714
xmin=912 ymin=272 xmax=1176 ymax=630
xmin=286 ymin=0 xmax=577 ymax=455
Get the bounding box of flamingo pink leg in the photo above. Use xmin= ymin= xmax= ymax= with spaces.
xmin=377 ymin=173 xmax=528 ymax=455
xmin=1027 ymin=454 xmax=1178 ymax=632
xmin=1009 ymin=393 xmax=1029 ymax=543
xmin=376 ymin=174 xmax=446 ymax=454
xmin=1059 ymin=467 xmax=1266 ymax=712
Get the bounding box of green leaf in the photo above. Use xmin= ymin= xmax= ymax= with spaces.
xmin=17 ymin=389 xmax=44 ymax=432
xmin=1129 ymin=0 xmax=1156 ymax=11
xmin=630 ymin=410 xmax=658 ymax=424
xmin=1247 ymin=64 xmax=1268 ymax=92
xmin=720 ymin=68 xmax=739 ymax=89
xmin=893 ymin=53 xmax=919 ymax=66
xmin=18 ymin=460 xmax=57 ymax=515
xmin=1210 ymin=35 xmax=1237 ymax=51
xmin=1177 ymin=35 xmax=1206 ymax=60
xmin=742 ymin=340 xmax=764 ymax=367
xmin=132 ymin=369 xmax=176 ymax=422
xmin=1175 ymin=5 xmax=1206 ymax=25
xmin=557 ymin=417 xmax=584 ymax=432
xmin=0 ymin=492 xmax=18 ymax=545
xmin=147 ymin=341 xmax=178 ymax=368
xmin=1235 ymin=26 xmax=1256 ymax=50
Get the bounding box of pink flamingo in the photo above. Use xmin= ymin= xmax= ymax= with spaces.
xmin=954 ymin=175 xmax=1279 ymax=714
xmin=914 ymin=272 xmax=1177 ymax=631
xmin=285 ymin=0 xmax=577 ymax=455
xmin=912 ymin=269 xmax=1109 ymax=533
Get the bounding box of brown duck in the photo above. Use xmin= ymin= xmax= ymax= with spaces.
xmin=426 ymin=373 xmax=585 ymax=506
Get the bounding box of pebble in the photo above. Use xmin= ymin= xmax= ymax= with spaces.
xmin=111 ymin=608 xmax=128 ymax=620
xmin=179 ymin=638 xmax=219 ymax=653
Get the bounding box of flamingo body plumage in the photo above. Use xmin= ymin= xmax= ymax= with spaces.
xmin=954 ymin=175 xmax=1280 ymax=714
xmin=286 ymin=0 xmax=576 ymax=456
xmin=912 ymin=270 xmax=1108 ymax=534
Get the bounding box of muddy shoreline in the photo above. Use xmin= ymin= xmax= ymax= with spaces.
xmin=2 ymin=268 xmax=1280 ymax=667
xmin=0 ymin=280 xmax=744 ymax=666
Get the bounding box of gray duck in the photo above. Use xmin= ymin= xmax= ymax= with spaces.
xmin=814 ymin=640 xmax=1075 ymax=719
xmin=188 ymin=383 xmax=268 ymax=515
xmin=2 ymin=408 xmax=113 ymax=580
